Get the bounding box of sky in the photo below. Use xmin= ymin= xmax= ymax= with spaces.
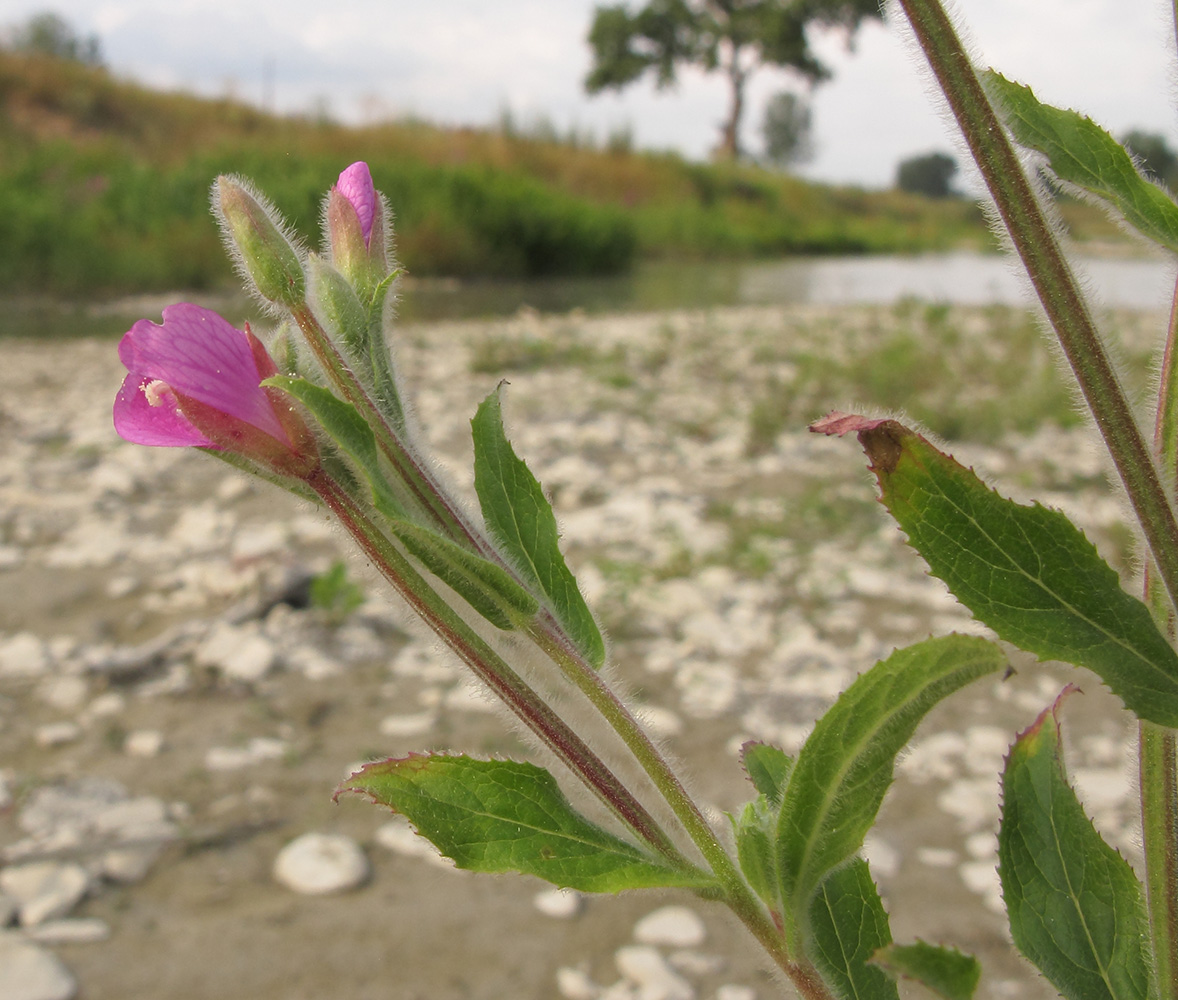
xmin=1 ymin=0 xmax=1176 ymax=188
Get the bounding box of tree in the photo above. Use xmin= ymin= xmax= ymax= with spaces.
xmin=761 ymin=90 xmax=813 ymax=167
xmin=1121 ymin=129 xmax=1178 ymax=191
xmin=584 ymin=0 xmax=881 ymax=160
xmin=896 ymin=151 xmax=958 ymax=198
xmin=8 ymin=12 xmax=103 ymax=65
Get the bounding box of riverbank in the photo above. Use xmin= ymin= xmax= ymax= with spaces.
xmin=0 ymin=302 xmax=1159 ymax=999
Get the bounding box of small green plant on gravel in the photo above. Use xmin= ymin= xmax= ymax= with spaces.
xmin=111 ymin=5 xmax=1178 ymax=995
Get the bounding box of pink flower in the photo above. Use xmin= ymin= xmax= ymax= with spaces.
xmin=114 ymin=304 xmax=318 ymax=477
xmin=335 ymin=161 xmax=376 ymax=248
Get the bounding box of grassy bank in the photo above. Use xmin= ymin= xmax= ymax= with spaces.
xmin=0 ymin=50 xmax=999 ymax=297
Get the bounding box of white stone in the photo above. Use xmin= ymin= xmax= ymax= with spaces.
xmin=633 ymin=906 xmax=706 ymax=948
xmin=0 ymin=862 xmax=90 ymax=926
xmin=374 ymin=819 xmax=454 ymax=870
xmin=205 ymin=738 xmax=287 ymax=772
xmin=34 ymin=723 xmax=81 ymax=748
xmin=615 ymin=945 xmax=695 ymax=1000
xmin=0 ymin=938 xmax=77 ymax=1000
xmin=379 ymin=712 xmax=436 ymax=738
xmin=196 ymin=623 xmax=277 ymax=682
xmin=83 ymin=692 xmax=125 ymax=719
xmin=35 ymin=678 xmax=88 ymax=712
xmin=0 ymin=892 xmax=18 ymax=926
xmin=862 ymin=836 xmax=900 ymax=879
xmin=101 ymin=847 xmax=160 ymax=884
xmin=273 ymin=833 xmax=369 ymax=895
xmin=636 ymin=706 xmax=683 ymax=739
xmin=25 ymin=918 xmax=110 ymax=944
xmin=557 ymin=966 xmax=601 ymax=1000
xmin=0 ymin=633 xmax=49 ymax=678
xmin=716 ymin=986 xmax=756 ymax=1000
xmin=667 ymin=952 xmax=724 ymax=977
xmin=916 ymin=847 xmax=958 ymax=868
xmin=534 ymin=887 xmax=583 ymax=919
xmin=124 ymin=730 xmax=165 ymax=758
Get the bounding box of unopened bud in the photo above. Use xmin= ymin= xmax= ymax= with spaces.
xmin=326 ymin=161 xmax=391 ymax=296
xmin=308 ymin=254 xmax=370 ymax=366
xmin=214 ymin=176 xmax=306 ymax=309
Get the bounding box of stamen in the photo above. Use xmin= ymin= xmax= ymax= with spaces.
xmin=143 ymin=379 xmax=176 ymax=408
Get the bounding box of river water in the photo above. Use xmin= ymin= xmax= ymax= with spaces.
xmin=4 ymin=251 xmax=1174 ymax=339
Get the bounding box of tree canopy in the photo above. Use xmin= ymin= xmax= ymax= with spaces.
xmin=584 ymin=0 xmax=881 ymax=159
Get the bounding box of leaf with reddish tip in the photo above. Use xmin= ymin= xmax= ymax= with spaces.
xmin=814 ymin=412 xmax=1178 ymax=727
xmin=339 ymin=754 xmax=713 ymax=893
xmin=999 ymin=690 xmax=1153 ymax=1000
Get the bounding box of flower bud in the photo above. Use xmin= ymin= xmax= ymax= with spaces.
xmin=308 ymin=254 xmax=370 ymax=366
xmin=214 ymin=176 xmax=306 ymax=309
xmin=326 ymin=161 xmax=391 ymax=295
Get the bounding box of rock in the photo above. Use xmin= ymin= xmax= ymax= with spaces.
xmin=0 ymin=938 xmax=77 ymax=1000
xmin=379 ymin=712 xmax=436 ymax=737
xmin=374 ymin=819 xmax=454 ymax=870
xmin=205 ymin=738 xmax=287 ymax=772
xmin=556 ymin=966 xmax=601 ymax=1000
xmin=24 ymin=918 xmax=111 ymax=944
xmin=0 ymin=633 xmax=49 ymax=678
xmin=101 ymin=847 xmax=161 ymax=884
xmin=34 ymin=723 xmax=81 ymax=748
xmin=124 ymin=730 xmax=165 ymax=758
xmin=273 ymin=833 xmax=369 ymax=895
xmin=35 ymin=678 xmax=88 ymax=712
xmin=196 ymin=623 xmax=277 ymax=682
xmin=533 ymin=887 xmax=583 ymax=919
xmin=0 ymin=862 xmax=90 ymax=926
xmin=615 ymin=946 xmax=694 ymax=1000
xmin=633 ymin=906 xmax=706 ymax=948
xmin=0 ymin=892 xmax=18 ymax=927
xmin=716 ymin=986 xmax=756 ymax=1000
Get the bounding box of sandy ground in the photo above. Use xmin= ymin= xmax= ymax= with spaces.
xmin=0 ymin=302 xmax=1160 ymax=999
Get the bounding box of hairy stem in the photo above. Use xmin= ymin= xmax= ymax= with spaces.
xmin=896 ymin=0 xmax=1178 ymax=617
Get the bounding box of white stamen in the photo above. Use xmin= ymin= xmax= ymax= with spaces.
xmin=143 ymin=379 xmax=175 ymax=408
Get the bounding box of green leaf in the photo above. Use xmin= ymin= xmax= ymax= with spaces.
xmin=742 ymin=741 xmax=793 ymax=802
xmin=813 ymin=413 xmax=1178 ymax=728
xmin=338 ymin=754 xmax=711 ymax=893
xmin=999 ymin=690 xmax=1154 ymax=1000
xmin=471 ymin=388 xmax=605 ymax=667
xmin=872 ymin=941 xmax=981 ymax=1000
xmin=390 ymin=520 xmax=539 ymax=631
xmin=983 ymin=71 xmax=1178 ymax=253
xmin=264 ymin=375 xmax=407 ymax=520
xmin=777 ymin=634 xmax=1004 ymax=927
xmin=807 ymin=859 xmax=900 ymax=1000
xmin=733 ymin=744 xmax=794 ymax=908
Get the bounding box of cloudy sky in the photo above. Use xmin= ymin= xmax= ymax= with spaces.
xmin=2 ymin=0 xmax=1176 ymax=188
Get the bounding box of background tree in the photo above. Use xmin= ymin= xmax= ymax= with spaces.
xmin=761 ymin=89 xmax=814 ymax=167
xmin=6 ymin=12 xmax=103 ymax=65
xmin=584 ymin=0 xmax=881 ymax=160
xmin=896 ymin=151 xmax=958 ymax=198
xmin=1121 ymin=129 xmax=1178 ymax=191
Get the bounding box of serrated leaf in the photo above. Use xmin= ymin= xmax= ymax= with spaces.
xmin=872 ymin=941 xmax=981 ymax=1000
xmin=999 ymin=691 xmax=1154 ymax=1000
xmin=814 ymin=413 xmax=1178 ymax=728
xmin=339 ymin=754 xmax=711 ymax=893
xmin=742 ymin=741 xmax=793 ymax=802
xmin=734 ymin=800 xmax=779 ymax=909
xmin=264 ymin=375 xmax=407 ymax=520
xmin=983 ymin=70 xmax=1178 ymax=253
xmin=391 ymin=520 xmax=539 ymax=631
xmin=807 ymin=859 xmax=900 ymax=1000
xmin=472 ymin=388 xmax=605 ymax=667
xmin=777 ymin=635 xmax=1004 ymax=926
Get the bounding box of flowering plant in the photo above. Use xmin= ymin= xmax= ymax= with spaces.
xmin=113 ymin=2 xmax=1178 ymax=996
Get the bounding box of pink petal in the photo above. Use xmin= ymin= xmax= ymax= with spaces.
xmin=113 ymin=373 xmax=215 ymax=447
xmin=336 ymin=161 xmax=375 ymax=246
xmin=117 ymin=304 xmax=289 ymax=445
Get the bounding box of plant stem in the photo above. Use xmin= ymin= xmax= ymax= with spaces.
xmin=305 ymin=467 xmax=695 ymax=869
xmin=1141 ymin=271 xmax=1178 ymax=999
xmin=896 ymin=0 xmax=1178 ymax=618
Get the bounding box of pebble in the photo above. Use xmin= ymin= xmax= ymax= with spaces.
xmin=716 ymin=986 xmax=756 ymax=1000
xmin=0 ymin=938 xmax=77 ymax=1000
xmin=196 ymin=623 xmax=277 ymax=682
xmin=0 ymin=633 xmax=49 ymax=678
xmin=374 ymin=819 xmax=454 ymax=870
xmin=379 ymin=712 xmax=436 ymax=737
xmin=533 ymin=887 xmax=583 ymax=919
xmin=615 ymin=945 xmax=695 ymax=1000
xmin=0 ymin=862 xmax=90 ymax=926
xmin=557 ymin=966 xmax=601 ymax=1000
xmin=34 ymin=723 xmax=81 ymax=748
xmin=204 ymin=737 xmax=287 ymax=772
xmin=633 ymin=906 xmax=706 ymax=948
xmin=124 ymin=730 xmax=165 ymax=758
xmin=273 ymin=833 xmax=369 ymax=895
xmin=24 ymin=918 xmax=111 ymax=944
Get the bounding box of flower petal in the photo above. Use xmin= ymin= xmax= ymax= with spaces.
xmin=336 ymin=161 xmax=375 ymax=246
xmin=113 ymin=373 xmax=215 ymax=447
xmin=117 ymin=304 xmax=290 ymax=445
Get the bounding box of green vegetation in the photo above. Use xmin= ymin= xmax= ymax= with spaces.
xmin=0 ymin=49 xmax=992 ymax=298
